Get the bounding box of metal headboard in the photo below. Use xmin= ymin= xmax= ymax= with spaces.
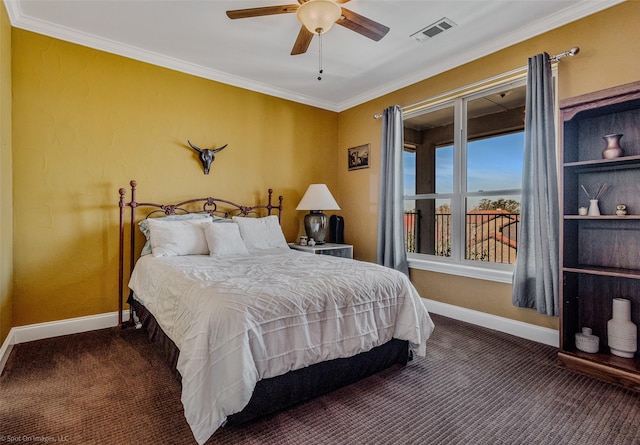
xmin=117 ymin=179 xmax=284 ymax=328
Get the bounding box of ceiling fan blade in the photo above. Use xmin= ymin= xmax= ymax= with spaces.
xmin=337 ymin=7 xmax=390 ymax=41
xmin=226 ymin=5 xmax=299 ymax=20
xmin=291 ymin=26 xmax=314 ymax=55
xmin=297 ymin=0 xmax=349 ymax=3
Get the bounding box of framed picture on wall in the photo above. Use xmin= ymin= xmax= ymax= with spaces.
xmin=348 ymin=144 xmax=370 ymax=171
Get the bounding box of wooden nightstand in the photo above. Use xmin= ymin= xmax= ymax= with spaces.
xmin=288 ymin=243 xmax=353 ymax=259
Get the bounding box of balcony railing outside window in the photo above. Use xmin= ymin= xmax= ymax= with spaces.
xmin=404 ymin=210 xmax=420 ymax=254
xmin=405 ymin=210 xmax=520 ymax=264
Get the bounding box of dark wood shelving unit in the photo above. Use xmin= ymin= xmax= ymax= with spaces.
xmin=558 ymin=80 xmax=640 ymax=392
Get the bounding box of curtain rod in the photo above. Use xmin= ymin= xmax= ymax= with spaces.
xmin=549 ymin=46 xmax=580 ymax=62
xmin=373 ymin=46 xmax=580 ymax=119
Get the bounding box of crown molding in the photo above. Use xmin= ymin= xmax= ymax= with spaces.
xmin=336 ymin=0 xmax=626 ymax=111
xmin=4 ymin=0 xmax=625 ymax=113
xmin=4 ymin=0 xmax=339 ymax=111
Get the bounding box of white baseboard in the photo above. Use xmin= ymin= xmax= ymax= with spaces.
xmin=1 ymin=302 xmax=558 ymax=377
xmin=422 ymin=298 xmax=559 ymax=347
xmin=10 ymin=311 xmax=130 ymax=344
xmin=0 ymin=311 xmax=131 ymax=376
xmin=0 ymin=331 xmax=14 ymax=375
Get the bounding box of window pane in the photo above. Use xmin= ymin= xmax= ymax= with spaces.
xmin=404 ymin=150 xmax=416 ymax=196
xmin=436 ymin=145 xmax=453 ymax=194
xmin=405 ymin=199 xmax=451 ymax=257
xmin=466 ymin=85 xmax=526 ymax=192
xmin=465 ymin=195 xmax=520 ymax=264
xmin=467 ymin=133 xmax=524 ymax=192
xmin=403 ymin=105 xmax=455 ymax=196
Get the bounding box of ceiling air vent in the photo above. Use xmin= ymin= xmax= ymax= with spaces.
xmin=411 ymin=18 xmax=456 ymax=42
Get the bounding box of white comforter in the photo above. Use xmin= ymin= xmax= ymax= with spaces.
xmin=129 ymin=249 xmax=434 ymax=444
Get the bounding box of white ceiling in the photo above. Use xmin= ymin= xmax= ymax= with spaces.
xmin=5 ymin=0 xmax=624 ymax=112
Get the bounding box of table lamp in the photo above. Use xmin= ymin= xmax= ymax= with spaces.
xmin=296 ymin=184 xmax=340 ymax=244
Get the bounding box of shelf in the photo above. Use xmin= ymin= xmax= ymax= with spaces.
xmin=558 ymin=351 xmax=640 ymax=391
xmin=564 ymin=154 xmax=640 ymax=171
xmin=562 ymin=349 xmax=640 ymax=372
xmin=563 ymin=265 xmax=640 ymax=280
xmin=564 ymin=215 xmax=640 ymax=220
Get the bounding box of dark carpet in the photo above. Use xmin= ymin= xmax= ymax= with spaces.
xmin=1 ymin=314 xmax=639 ymax=445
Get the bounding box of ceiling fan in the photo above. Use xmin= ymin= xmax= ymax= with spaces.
xmin=226 ymin=0 xmax=390 ymax=56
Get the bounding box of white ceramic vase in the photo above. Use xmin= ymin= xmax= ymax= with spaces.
xmin=607 ymin=298 xmax=637 ymax=358
xmin=588 ymin=199 xmax=600 ymax=216
xmin=575 ymin=327 xmax=599 ymax=354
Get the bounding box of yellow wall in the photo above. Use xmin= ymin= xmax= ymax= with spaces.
xmin=11 ymin=30 xmax=337 ymax=327
xmin=337 ymin=1 xmax=640 ymax=330
xmin=6 ymin=2 xmax=639 ymax=335
xmin=0 ymin=2 xmax=12 ymax=343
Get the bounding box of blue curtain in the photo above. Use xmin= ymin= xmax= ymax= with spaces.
xmin=377 ymin=105 xmax=409 ymax=275
xmin=512 ymin=53 xmax=560 ymax=316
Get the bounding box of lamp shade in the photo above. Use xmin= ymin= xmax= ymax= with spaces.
xmin=296 ymin=0 xmax=342 ymax=34
xmin=296 ymin=184 xmax=340 ymax=211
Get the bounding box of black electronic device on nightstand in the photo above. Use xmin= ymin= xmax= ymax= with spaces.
xmin=329 ymin=215 xmax=344 ymax=244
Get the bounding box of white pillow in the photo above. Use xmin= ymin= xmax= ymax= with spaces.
xmin=203 ymin=222 xmax=249 ymax=256
xmin=139 ymin=214 xmax=212 ymax=255
xmin=147 ymin=218 xmax=210 ymax=257
xmin=232 ymin=215 xmax=288 ymax=250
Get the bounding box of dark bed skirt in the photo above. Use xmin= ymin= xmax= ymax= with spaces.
xmin=128 ymin=293 xmax=411 ymax=424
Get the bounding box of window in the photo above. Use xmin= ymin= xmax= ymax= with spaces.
xmin=403 ymin=78 xmax=526 ymax=281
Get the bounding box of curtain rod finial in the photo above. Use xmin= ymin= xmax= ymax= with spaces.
xmin=550 ymin=46 xmax=580 ymax=62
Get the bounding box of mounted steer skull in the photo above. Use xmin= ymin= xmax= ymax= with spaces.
xmin=187 ymin=140 xmax=228 ymax=175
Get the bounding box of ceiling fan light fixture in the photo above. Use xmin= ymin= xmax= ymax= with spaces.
xmin=296 ymin=0 xmax=342 ymax=34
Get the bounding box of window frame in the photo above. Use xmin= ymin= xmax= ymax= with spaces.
xmin=403 ymin=72 xmax=542 ymax=283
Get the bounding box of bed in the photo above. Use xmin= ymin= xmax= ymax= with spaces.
xmin=118 ymin=180 xmax=435 ymax=444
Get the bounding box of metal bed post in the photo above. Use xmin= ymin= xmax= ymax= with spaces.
xmin=117 ymin=187 xmax=126 ymax=328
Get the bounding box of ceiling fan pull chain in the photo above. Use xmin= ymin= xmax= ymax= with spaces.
xmin=318 ymin=33 xmax=323 ymax=81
